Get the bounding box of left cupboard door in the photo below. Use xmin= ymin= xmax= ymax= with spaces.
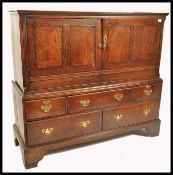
xmin=27 ymin=18 xmax=102 ymax=76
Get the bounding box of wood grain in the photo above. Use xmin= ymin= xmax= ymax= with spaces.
xmin=35 ymin=26 xmax=63 ymax=69
xmin=70 ymin=26 xmax=95 ymax=67
xmin=134 ymin=82 xmax=162 ymax=102
xmin=27 ymin=110 xmax=102 ymax=146
xmin=12 ymin=81 xmax=25 ymax=143
xmin=25 ymin=97 xmax=66 ymax=121
xmin=103 ymin=100 xmax=160 ymax=130
xmin=102 ymin=19 xmax=163 ymax=70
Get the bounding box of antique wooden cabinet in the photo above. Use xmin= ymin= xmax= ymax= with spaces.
xmin=10 ymin=11 xmax=168 ymax=168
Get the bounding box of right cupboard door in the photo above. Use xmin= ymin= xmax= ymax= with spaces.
xmin=102 ymin=18 xmax=164 ymax=70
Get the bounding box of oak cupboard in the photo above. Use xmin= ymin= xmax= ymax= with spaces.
xmin=10 ymin=10 xmax=168 ymax=168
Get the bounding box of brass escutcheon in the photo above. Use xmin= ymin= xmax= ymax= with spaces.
xmin=80 ymin=120 xmax=90 ymax=128
xmin=40 ymin=100 xmax=52 ymax=113
xmin=42 ymin=128 xmax=53 ymax=136
xmin=114 ymin=93 xmax=124 ymax=101
xmin=80 ymin=99 xmax=90 ymax=107
xmin=144 ymin=85 xmax=152 ymax=96
xmin=103 ymin=35 xmax=107 ymax=49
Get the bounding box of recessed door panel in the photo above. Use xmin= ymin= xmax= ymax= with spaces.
xmin=35 ymin=26 xmax=63 ymax=69
xmin=107 ymin=26 xmax=130 ymax=64
xmin=70 ymin=26 xmax=95 ymax=67
xmin=27 ymin=19 xmax=66 ymax=76
xmin=132 ymin=26 xmax=158 ymax=61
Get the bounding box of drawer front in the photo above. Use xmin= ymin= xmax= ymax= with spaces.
xmin=69 ymin=88 xmax=133 ymax=114
xmin=68 ymin=92 xmax=102 ymax=114
xmin=102 ymin=68 xmax=157 ymax=84
xmin=27 ymin=110 xmax=102 ymax=146
xmin=134 ymin=83 xmax=162 ymax=102
xmin=102 ymin=88 xmax=133 ymax=107
xmin=29 ymin=74 xmax=99 ymax=92
xmin=25 ymin=97 xmax=66 ymax=121
xmin=103 ymin=100 xmax=160 ymax=130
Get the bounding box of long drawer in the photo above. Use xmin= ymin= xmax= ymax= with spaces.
xmin=103 ymin=100 xmax=160 ymax=130
xmin=27 ymin=110 xmax=102 ymax=146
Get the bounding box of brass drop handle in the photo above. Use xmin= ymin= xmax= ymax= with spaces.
xmin=80 ymin=120 xmax=90 ymax=128
xmin=113 ymin=114 xmax=123 ymax=121
xmin=103 ymin=35 xmax=107 ymax=49
xmin=42 ymin=128 xmax=53 ymax=136
xmin=143 ymin=108 xmax=151 ymax=117
xmin=114 ymin=93 xmax=124 ymax=101
xmin=144 ymin=85 xmax=152 ymax=96
xmin=40 ymin=100 xmax=52 ymax=113
xmin=80 ymin=99 xmax=90 ymax=107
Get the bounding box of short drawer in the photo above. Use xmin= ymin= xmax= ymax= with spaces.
xmin=25 ymin=97 xmax=66 ymax=120
xmin=68 ymin=88 xmax=133 ymax=114
xmin=103 ymin=100 xmax=160 ymax=130
xmin=27 ymin=110 xmax=102 ymax=146
xmin=134 ymin=82 xmax=162 ymax=102
xmin=68 ymin=92 xmax=102 ymax=114
xmin=102 ymin=88 xmax=133 ymax=107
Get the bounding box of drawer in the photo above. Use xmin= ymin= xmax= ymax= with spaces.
xmin=134 ymin=83 xmax=162 ymax=102
xmin=68 ymin=92 xmax=102 ymax=114
xmin=103 ymin=100 xmax=160 ymax=130
xmin=68 ymin=88 xmax=133 ymax=114
xmin=27 ymin=110 xmax=102 ymax=146
xmin=102 ymin=88 xmax=133 ymax=107
xmin=29 ymin=74 xmax=99 ymax=91
xmin=25 ymin=97 xmax=66 ymax=121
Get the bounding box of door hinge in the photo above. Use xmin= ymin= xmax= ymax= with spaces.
xmin=24 ymin=16 xmax=27 ymax=25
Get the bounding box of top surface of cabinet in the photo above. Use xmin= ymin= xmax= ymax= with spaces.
xmin=10 ymin=10 xmax=168 ymax=17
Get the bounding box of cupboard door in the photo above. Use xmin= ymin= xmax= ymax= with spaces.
xmin=27 ymin=19 xmax=101 ymax=76
xmin=102 ymin=18 xmax=163 ymax=70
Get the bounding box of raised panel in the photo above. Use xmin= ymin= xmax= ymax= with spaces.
xmin=70 ymin=26 xmax=95 ymax=67
xmin=27 ymin=18 xmax=67 ymax=76
xmin=107 ymin=26 xmax=130 ymax=63
xmin=132 ymin=26 xmax=158 ymax=61
xmin=35 ymin=26 xmax=63 ymax=69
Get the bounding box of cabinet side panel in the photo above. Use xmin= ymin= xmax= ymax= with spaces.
xmin=12 ymin=81 xmax=25 ymax=143
xmin=10 ymin=14 xmax=24 ymax=91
